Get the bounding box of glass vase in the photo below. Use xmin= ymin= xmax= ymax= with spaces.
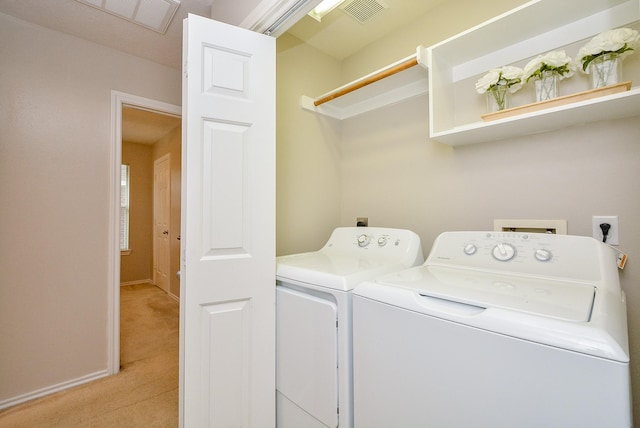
xmin=486 ymin=86 xmax=510 ymax=112
xmin=588 ymin=53 xmax=622 ymax=89
xmin=534 ymin=70 xmax=559 ymax=102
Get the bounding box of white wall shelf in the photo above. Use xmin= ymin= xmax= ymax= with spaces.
xmin=300 ymin=46 xmax=428 ymax=120
xmin=427 ymin=0 xmax=640 ymax=146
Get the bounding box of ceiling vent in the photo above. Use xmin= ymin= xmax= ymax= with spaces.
xmin=340 ymin=0 xmax=388 ymax=24
xmin=74 ymin=0 xmax=180 ymax=34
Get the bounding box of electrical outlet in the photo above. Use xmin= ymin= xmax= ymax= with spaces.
xmin=356 ymin=217 xmax=368 ymax=227
xmin=592 ymin=215 xmax=619 ymax=245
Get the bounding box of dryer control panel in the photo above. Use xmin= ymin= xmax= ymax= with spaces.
xmin=426 ymin=231 xmax=618 ymax=284
xmin=321 ymin=227 xmax=424 ymax=267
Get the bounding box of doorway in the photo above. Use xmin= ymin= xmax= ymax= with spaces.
xmin=109 ymin=91 xmax=182 ymax=375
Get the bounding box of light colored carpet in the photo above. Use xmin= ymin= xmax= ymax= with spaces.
xmin=0 ymin=284 xmax=179 ymax=427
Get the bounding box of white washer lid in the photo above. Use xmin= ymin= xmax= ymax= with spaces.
xmin=377 ymin=266 xmax=595 ymax=322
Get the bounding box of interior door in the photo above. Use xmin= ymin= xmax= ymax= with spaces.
xmin=181 ymin=13 xmax=276 ymax=428
xmin=153 ymin=153 xmax=170 ymax=293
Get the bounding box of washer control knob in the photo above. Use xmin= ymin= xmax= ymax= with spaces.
xmin=378 ymin=236 xmax=388 ymax=247
xmin=357 ymin=234 xmax=371 ymax=247
xmin=492 ymin=243 xmax=516 ymax=261
xmin=463 ymin=244 xmax=477 ymax=255
xmin=535 ymin=249 xmax=552 ymax=262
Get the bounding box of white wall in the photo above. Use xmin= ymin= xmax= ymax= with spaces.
xmin=276 ymin=0 xmax=640 ymax=422
xmin=0 ymin=13 xmax=181 ymax=406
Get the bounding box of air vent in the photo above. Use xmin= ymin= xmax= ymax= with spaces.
xmin=340 ymin=0 xmax=388 ymax=24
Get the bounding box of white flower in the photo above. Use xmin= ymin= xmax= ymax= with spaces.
xmin=576 ymin=27 xmax=640 ymax=71
xmin=522 ymin=50 xmax=576 ymax=82
xmin=475 ymin=66 xmax=524 ymax=94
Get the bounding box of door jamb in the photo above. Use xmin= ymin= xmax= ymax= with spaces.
xmin=109 ymin=91 xmax=181 ymax=375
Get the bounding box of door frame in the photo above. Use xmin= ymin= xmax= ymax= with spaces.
xmin=108 ymin=91 xmax=181 ymax=375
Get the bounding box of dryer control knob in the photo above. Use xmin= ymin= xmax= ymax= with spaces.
xmin=464 ymin=244 xmax=477 ymax=255
xmin=377 ymin=236 xmax=388 ymax=247
xmin=492 ymin=243 xmax=516 ymax=261
xmin=535 ymin=249 xmax=552 ymax=262
xmin=357 ymin=234 xmax=371 ymax=247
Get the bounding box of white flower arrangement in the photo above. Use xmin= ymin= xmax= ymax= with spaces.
xmin=576 ymin=27 xmax=640 ymax=72
xmin=475 ymin=66 xmax=524 ymax=94
xmin=522 ymin=50 xmax=576 ymax=82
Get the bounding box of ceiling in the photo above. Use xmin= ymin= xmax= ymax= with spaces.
xmin=287 ymin=0 xmax=446 ymax=60
xmin=0 ymin=0 xmax=444 ymax=68
xmin=122 ymin=107 xmax=181 ymax=145
xmin=0 ymin=0 xmax=445 ymax=144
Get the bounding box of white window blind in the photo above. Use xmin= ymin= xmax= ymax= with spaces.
xmin=120 ymin=164 xmax=130 ymax=251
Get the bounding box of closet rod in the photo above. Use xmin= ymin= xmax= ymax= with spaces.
xmin=313 ymin=56 xmax=419 ymax=107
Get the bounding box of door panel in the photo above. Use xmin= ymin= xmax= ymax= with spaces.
xmin=276 ymin=287 xmax=339 ymax=428
xmin=154 ymin=154 xmax=171 ymax=292
xmin=202 ymin=121 xmax=247 ymax=255
xmin=181 ymin=14 xmax=275 ymax=428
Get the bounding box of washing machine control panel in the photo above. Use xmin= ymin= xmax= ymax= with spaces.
xmin=427 ymin=231 xmax=606 ymax=282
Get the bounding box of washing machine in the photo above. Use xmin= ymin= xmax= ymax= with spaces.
xmin=353 ymin=231 xmax=631 ymax=428
xmin=276 ymin=227 xmax=423 ymax=428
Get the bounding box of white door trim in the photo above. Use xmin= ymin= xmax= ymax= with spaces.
xmin=109 ymin=91 xmax=181 ymax=375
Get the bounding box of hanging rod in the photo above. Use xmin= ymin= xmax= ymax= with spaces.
xmin=313 ymin=56 xmax=419 ymax=107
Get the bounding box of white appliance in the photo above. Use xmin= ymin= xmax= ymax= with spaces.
xmin=276 ymin=227 xmax=423 ymax=428
xmin=353 ymin=231 xmax=632 ymax=428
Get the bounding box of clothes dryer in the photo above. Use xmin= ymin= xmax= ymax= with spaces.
xmin=353 ymin=231 xmax=631 ymax=428
xmin=276 ymin=227 xmax=423 ymax=428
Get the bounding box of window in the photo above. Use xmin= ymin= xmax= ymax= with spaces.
xmin=120 ymin=164 xmax=130 ymax=251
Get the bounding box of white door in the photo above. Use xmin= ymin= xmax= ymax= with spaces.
xmin=153 ymin=154 xmax=171 ymax=293
xmin=181 ymin=14 xmax=275 ymax=428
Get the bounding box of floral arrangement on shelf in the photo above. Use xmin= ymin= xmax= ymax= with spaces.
xmin=522 ymin=50 xmax=576 ymax=82
xmin=475 ymin=66 xmax=524 ymax=94
xmin=475 ymin=66 xmax=523 ymax=111
xmin=576 ymin=27 xmax=640 ymax=72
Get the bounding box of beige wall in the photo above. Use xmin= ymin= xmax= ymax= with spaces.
xmin=276 ymin=34 xmax=343 ymax=256
xmin=120 ymin=126 xmax=181 ymax=297
xmin=276 ymin=0 xmax=640 ymax=421
xmin=121 ymin=142 xmax=154 ymax=284
xmin=0 ymin=12 xmax=181 ymax=405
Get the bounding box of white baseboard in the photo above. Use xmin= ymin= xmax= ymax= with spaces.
xmin=0 ymin=369 xmax=109 ymax=410
xmin=120 ymin=279 xmax=152 ymax=287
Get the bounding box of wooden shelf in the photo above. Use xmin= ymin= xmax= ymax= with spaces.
xmin=427 ymin=0 xmax=640 ymax=146
xmin=481 ymin=81 xmax=632 ymax=122
xmin=300 ymin=46 xmax=428 ymax=120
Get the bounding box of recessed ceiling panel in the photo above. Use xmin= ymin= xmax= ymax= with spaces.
xmin=74 ymin=0 xmax=180 ymax=33
xmin=105 ymin=0 xmax=137 ymax=18
xmin=137 ymin=0 xmax=173 ymax=30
